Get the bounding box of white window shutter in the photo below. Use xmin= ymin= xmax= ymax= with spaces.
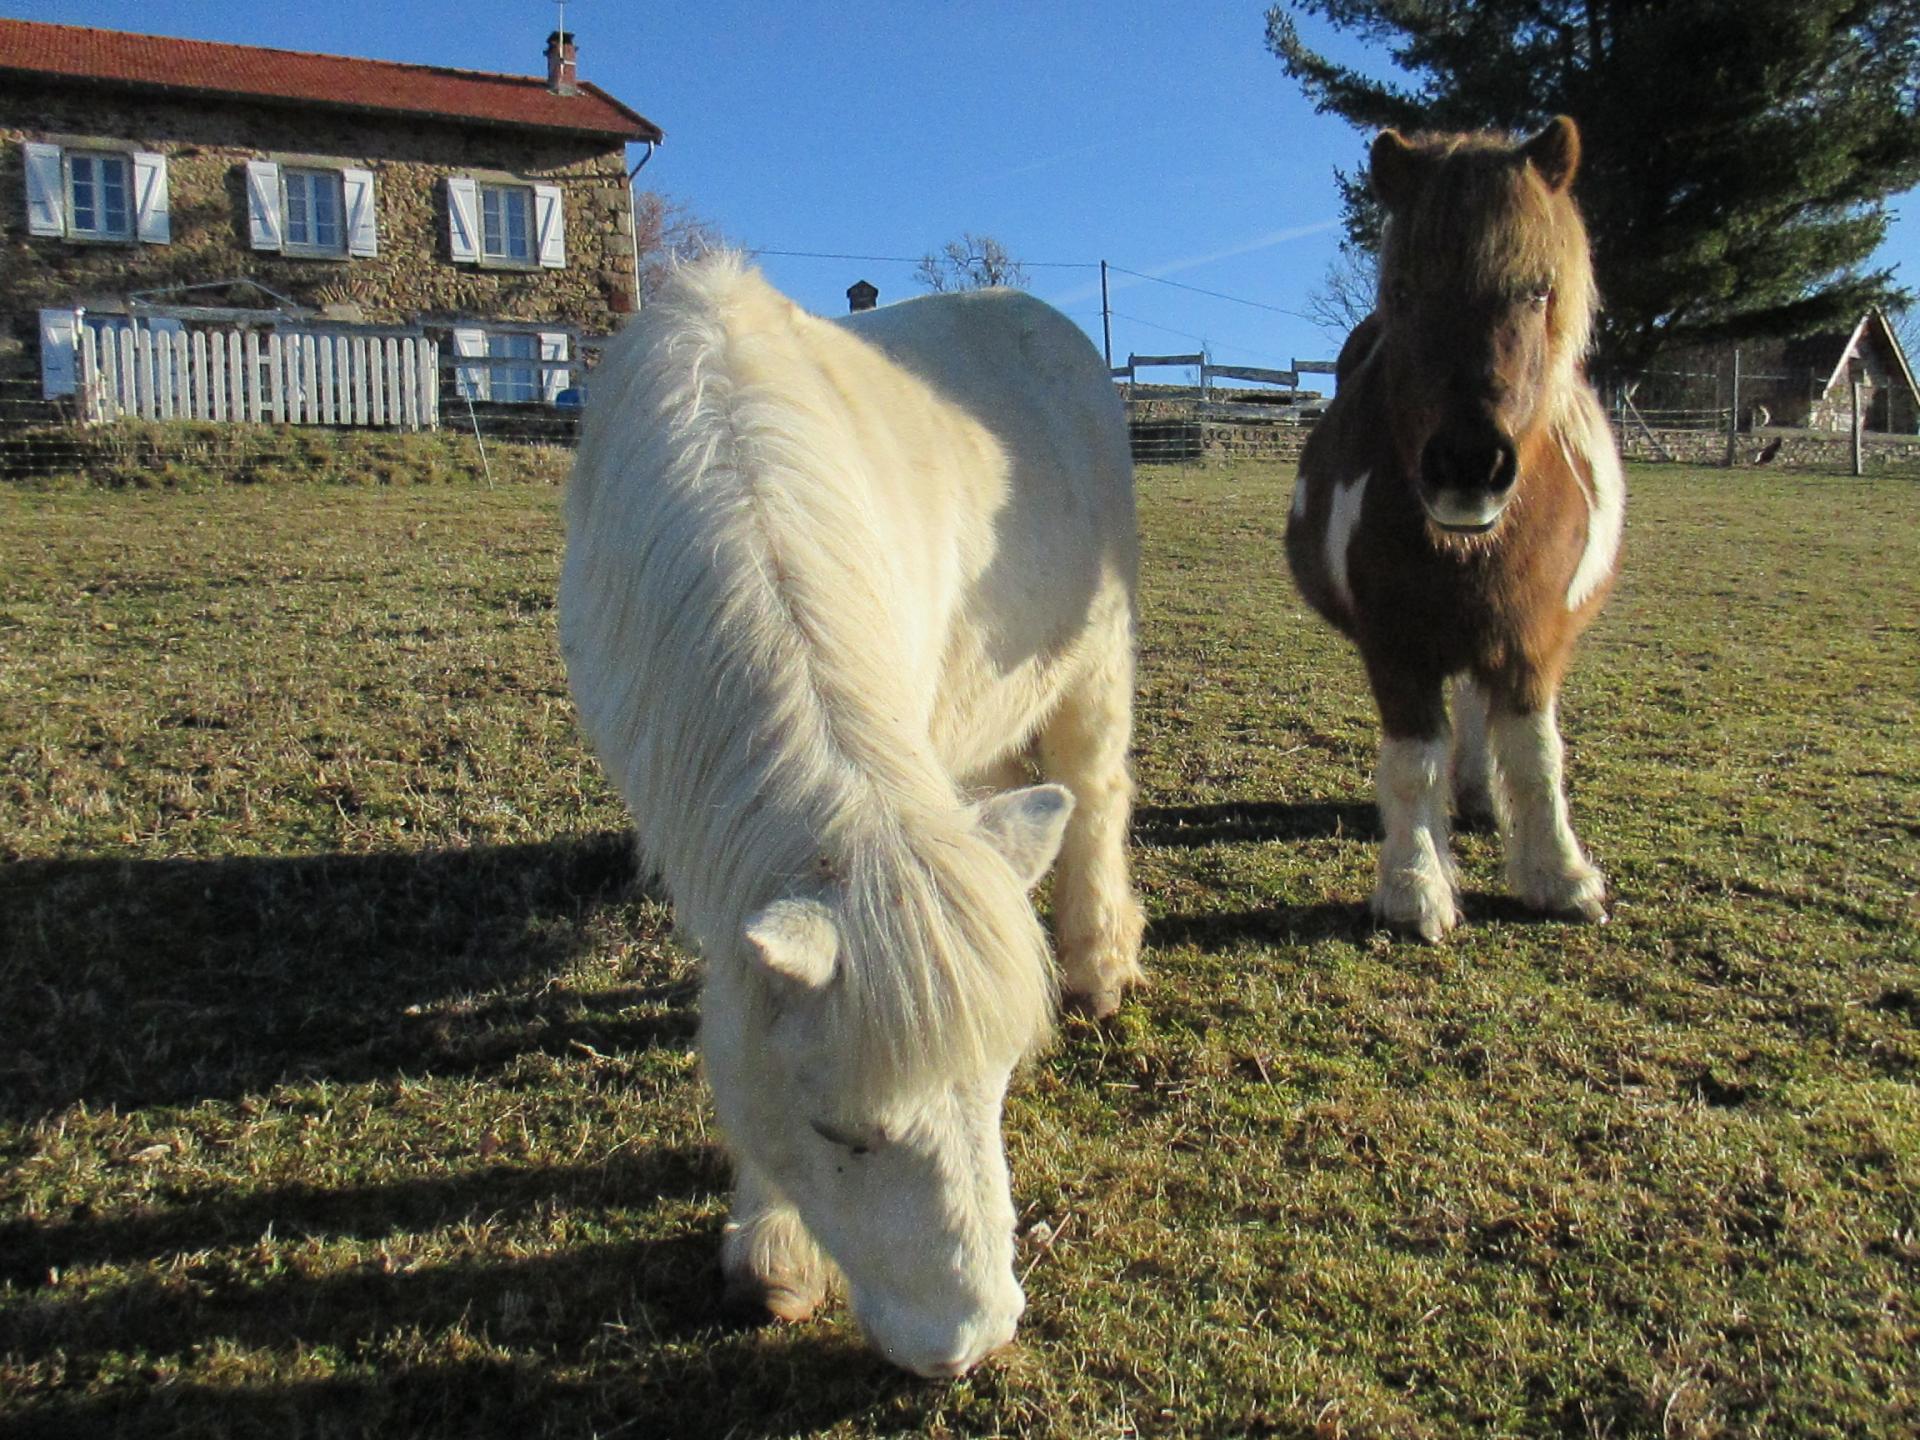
xmin=539 ymin=331 xmax=570 ymax=404
xmin=533 ymin=184 xmax=566 ymax=268
xmin=24 ymin=141 xmax=65 ymax=236
xmin=452 ymin=325 xmax=489 ymax=400
xmin=245 ymin=159 xmax=282 ymax=250
xmin=446 ymin=177 xmax=479 ymax=263
xmin=40 ymin=308 xmax=80 ymax=397
xmin=132 ymin=151 xmax=170 ymax=244
xmin=342 ymin=168 xmax=378 ymax=257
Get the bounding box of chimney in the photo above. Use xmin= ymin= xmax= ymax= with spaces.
xmin=546 ymin=30 xmax=578 ymax=94
xmin=847 ymin=279 xmax=879 ymax=313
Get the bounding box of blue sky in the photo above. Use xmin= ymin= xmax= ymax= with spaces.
xmin=15 ymin=1 xmax=1918 ymax=380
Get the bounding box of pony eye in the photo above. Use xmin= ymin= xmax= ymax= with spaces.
xmin=1529 ymin=285 xmax=1553 ymax=309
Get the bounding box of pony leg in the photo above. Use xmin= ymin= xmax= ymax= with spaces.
xmin=1487 ymin=700 xmax=1607 ymax=922
xmin=720 ymin=1158 xmax=832 ymax=1323
xmin=1037 ymin=624 xmax=1147 ymax=1017
xmin=1449 ymin=676 xmax=1498 ymax=827
xmin=1366 ymin=669 xmax=1460 ymax=942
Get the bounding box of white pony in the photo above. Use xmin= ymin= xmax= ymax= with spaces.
xmin=559 ymin=255 xmax=1144 ymax=1377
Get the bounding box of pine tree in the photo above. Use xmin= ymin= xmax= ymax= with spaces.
xmin=1268 ymin=0 xmax=1920 ymax=375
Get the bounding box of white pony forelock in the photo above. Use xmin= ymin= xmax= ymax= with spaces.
xmin=564 ymin=253 xmax=1056 ymax=1095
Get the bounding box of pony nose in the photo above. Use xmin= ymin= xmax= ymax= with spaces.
xmin=1421 ymin=426 xmax=1518 ymax=497
xmin=851 ymin=1276 xmax=1024 ymax=1378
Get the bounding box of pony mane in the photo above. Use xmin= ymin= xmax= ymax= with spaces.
xmin=1376 ymin=128 xmax=1598 ymax=391
xmin=564 ymin=253 xmax=1055 ymax=1094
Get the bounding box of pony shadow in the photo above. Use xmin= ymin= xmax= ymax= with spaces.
xmin=4 ymin=1347 xmax=918 ymax=1440
xmin=1148 ymin=901 xmax=1373 ymax=952
xmin=3 ymin=1156 xmax=924 ymax=1440
xmin=0 ymin=1162 xmax=728 ymax=1363
xmin=1132 ymin=799 xmax=1381 ymax=848
xmin=0 ymin=830 xmax=680 ymax=1118
xmin=0 ymin=1146 xmax=722 ymax=1292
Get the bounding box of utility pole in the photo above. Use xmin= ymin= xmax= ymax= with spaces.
xmin=1100 ymin=259 xmax=1112 ymax=369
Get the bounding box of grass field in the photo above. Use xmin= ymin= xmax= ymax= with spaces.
xmin=2 ymin=460 xmax=1916 ymax=1439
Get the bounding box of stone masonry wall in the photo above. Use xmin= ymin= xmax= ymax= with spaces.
xmin=1 ymin=79 xmax=638 ymax=385
xmin=1619 ymin=425 xmax=1920 ymax=470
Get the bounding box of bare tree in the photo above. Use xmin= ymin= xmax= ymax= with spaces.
xmin=1892 ymin=303 xmax=1920 ymax=370
xmin=633 ymin=191 xmax=726 ymax=302
xmin=1302 ymin=244 xmax=1377 ymax=343
xmin=914 ymin=233 xmax=1029 ymax=292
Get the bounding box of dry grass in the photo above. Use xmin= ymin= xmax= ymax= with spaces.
xmin=2 ymin=460 xmax=1916 ymax=1438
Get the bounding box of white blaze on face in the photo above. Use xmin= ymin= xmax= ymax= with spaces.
xmin=1326 ymin=470 xmax=1370 ymax=615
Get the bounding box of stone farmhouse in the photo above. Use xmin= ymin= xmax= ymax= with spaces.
xmin=0 ymin=17 xmax=662 ymax=417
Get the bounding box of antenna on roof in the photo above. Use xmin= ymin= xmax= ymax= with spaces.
xmin=555 ymin=0 xmax=568 ymax=41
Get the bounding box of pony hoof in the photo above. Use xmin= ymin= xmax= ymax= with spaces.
xmin=1370 ymin=880 xmax=1460 ymax=943
xmin=1516 ymin=865 xmax=1607 ymax=924
xmin=1063 ymin=986 xmax=1126 ymax=1020
xmin=721 ymin=1273 xmax=822 ymax=1326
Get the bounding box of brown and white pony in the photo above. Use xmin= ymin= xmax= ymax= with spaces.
xmin=1286 ymin=116 xmax=1624 ymax=941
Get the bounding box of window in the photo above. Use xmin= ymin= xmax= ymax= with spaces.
xmin=67 ymin=151 xmax=132 ymax=239
xmin=446 ymin=176 xmax=563 ymax=268
xmin=452 ymin=327 xmax=570 ymax=404
xmin=490 ymin=331 xmax=539 ymax=403
xmin=283 ymin=168 xmax=345 ymax=254
xmin=480 ymin=183 xmax=534 ymax=264
xmin=244 ymin=160 xmax=375 ymax=257
xmin=23 ymin=142 xmax=168 ymax=244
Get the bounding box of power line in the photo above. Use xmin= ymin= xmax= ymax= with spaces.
xmin=751 ymin=247 xmax=1098 ymax=270
xmin=1106 ymin=264 xmax=1311 ymax=318
xmin=751 ymin=245 xmax=1320 ymax=356
xmin=1108 ymin=309 xmax=1208 ymax=346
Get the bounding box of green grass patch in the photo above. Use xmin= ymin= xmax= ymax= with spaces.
xmin=4 ymin=421 xmax=570 ymax=491
xmin=2 ymin=463 xmax=1916 ymax=1437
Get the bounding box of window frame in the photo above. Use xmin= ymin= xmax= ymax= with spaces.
xmin=64 ymin=149 xmax=133 ymax=242
xmin=488 ymin=330 xmax=540 ymax=404
xmin=280 ymin=166 xmax=348 ymax=257
xmin=477 ymin=182 xmax=536 ymax=268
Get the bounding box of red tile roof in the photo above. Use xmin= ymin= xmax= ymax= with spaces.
xmin=0 ymin=19 xmax=662 ymax=143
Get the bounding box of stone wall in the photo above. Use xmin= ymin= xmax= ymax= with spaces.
xmin=1619 ymin=424 xmax=1920 ymax=470
xmin=2 ymin=79 xmax=637 ymax=385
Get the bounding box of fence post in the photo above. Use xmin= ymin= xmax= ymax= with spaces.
xmin=1851 ymin=361 xmax=1864 ymax=476
xmin=1724 ymin=346 xmax=1741 ymax=468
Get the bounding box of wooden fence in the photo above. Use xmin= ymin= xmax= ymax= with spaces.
xmin=1110 ymin=352 xmax=1335 ymax=391
xmin=78 ymin=325 xmax=441 ymax=430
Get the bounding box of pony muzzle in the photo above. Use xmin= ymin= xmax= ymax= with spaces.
xmin=1418 ymin=426 xmax=1518 ymax=534
xmin=850 ymin=1273 xmax=1025 ymax=1379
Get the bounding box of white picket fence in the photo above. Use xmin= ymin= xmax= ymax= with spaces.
xmin=77 ymin=325 xmax=441 ymax=430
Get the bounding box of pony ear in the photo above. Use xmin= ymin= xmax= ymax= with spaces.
xmin=975 ymin=784 xmax=1075 ymax=890
xmin=1369 ymin=128 xmax=1421 ymax=210
xmin=744 ymin=898 xmax=839 ymax=989
xmin=1521 ymin=115 xmax=1581 ymax=193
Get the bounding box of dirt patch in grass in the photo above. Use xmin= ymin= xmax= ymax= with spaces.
xmin=2 ymin=464 xmax=1916 ymax=1437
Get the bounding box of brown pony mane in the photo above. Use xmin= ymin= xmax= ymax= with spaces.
xmin=1374 ymin=124 xmax=1598 ymax=401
